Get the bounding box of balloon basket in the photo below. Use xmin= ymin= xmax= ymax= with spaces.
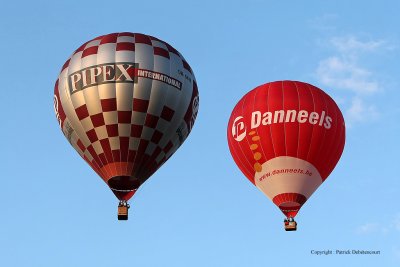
xmin=118 ymin=205 xmax=129 ymax=220
xmin=284 ymin=221 xmax=297 ymax=231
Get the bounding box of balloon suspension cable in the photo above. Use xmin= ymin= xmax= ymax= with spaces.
xmin=117 ymin=200 xmax=130 ymax=220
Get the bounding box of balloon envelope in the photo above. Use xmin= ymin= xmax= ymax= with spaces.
xmin=227 ymin=81 xmax=345 ymax=218
xmin=54 ymin=32 xmax=199 ymax=201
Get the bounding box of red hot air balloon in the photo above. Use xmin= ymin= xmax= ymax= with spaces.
xmin=227 ymin=81 xmax=345 ymax=231
xmin=54 ymin=33 xmax=199 ymax=220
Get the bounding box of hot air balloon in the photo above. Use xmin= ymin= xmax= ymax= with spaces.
xmin=227 ymin=81 xmax=345 ymax=231
xmin=54 ymin=32 xmax=199 ymax=220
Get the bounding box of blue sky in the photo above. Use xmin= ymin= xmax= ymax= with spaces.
xmin=0 ymin=0 xmax=399 ymax=266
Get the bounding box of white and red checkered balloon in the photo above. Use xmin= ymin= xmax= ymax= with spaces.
xmin=54 ymin=33 xmax=199 ymax=201
xmin=227 ymin=81 xmax=345 ymax=218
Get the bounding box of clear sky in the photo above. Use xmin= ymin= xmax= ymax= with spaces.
xmin=0 ymin=0 xmax=399 ymax=266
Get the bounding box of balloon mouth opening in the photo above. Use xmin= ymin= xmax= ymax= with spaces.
xmin=108 ymin=176 xmax=141 ymax=191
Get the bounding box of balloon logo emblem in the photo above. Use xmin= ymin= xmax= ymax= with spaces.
xmin=232 ymin=116 xmax=246 ymax=141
